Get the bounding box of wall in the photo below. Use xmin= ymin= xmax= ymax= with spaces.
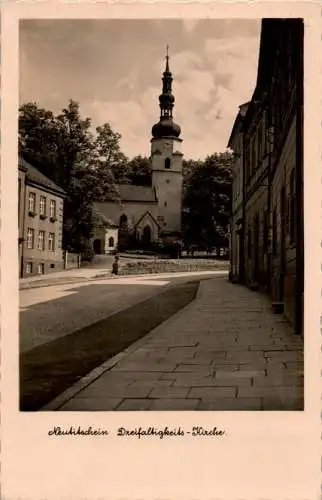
xmin=244 ymin=183 xmax=269 ymax=287
xmin=244 ymin=107 xmax=270 ymax=289
xmin=97 ymin=201 xmax=158 ymax=232
xmin=230 ymin=126 xmax=244 ymax=280
xmin=151 ymin=137 xmax=183 ymax=233
xmin=18 ymin=168 xmax=26 ymax=239
xmin=22 ymin=184 xmax=64 ymax=276
xmin=18 ymin=168 xmax=26 ymax=275
xmin=104 ymin=228 xmax=118 ymax=253
xmin=270 ymin=115 xmax=297 ymax=325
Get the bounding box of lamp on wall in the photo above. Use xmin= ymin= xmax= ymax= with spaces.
xmin=236 ymin=218 xmax=243 ymax=234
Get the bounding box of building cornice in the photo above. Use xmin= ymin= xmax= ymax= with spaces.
xmin=151 ymin=137 xmax=183 ymax=143
xmin=25 ymin=179 xmax=66 ymax=198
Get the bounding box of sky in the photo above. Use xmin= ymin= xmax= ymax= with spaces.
xmin=19 ymin=19 xmax=261 ymax=160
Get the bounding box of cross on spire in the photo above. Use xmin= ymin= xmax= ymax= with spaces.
xmin=165 ymin=44 xmax=169 ymax=72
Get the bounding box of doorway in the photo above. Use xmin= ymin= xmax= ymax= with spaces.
xmin=93 ymin=239 xmax=102 ymax=254
xmin=142 ymin=225 xmax=151 ymax=246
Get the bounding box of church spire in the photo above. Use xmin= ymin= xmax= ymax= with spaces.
xmin=159 ymin=45 xmax=174 ymax=119
xmin=151 ymin=46 xmax=181 ymax=139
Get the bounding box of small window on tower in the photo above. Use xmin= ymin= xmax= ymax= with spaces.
xmin=164 ymin=158 xmax=171 ymax=169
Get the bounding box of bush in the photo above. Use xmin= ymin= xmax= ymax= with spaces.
xmin=81 ymin=247 xmax=94 ymax=262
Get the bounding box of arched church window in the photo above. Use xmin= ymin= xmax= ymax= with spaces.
xmin=164 ymin=157 xmax=171 ymax=169
xmin=108 ymin=236 xmax=114 ymax=247
xmin=119 ymin=214 xmax=128 ymax=226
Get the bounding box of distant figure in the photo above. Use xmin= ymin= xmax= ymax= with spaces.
xmin=112 ymin=255 xmax=119 ymax=275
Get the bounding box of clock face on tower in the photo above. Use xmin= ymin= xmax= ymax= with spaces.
xmin=164 ymin=141 xmax=172 ymax=152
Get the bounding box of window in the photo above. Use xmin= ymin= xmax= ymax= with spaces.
xmin=26 ymin=228 xmax=35 ymax=249
xmin=164 ymin=158 xmax=171 ymax=169
xmin=48 ymin=232 xmax=55 ymax=251
xmin=38 ymin=230 xmax=45 ymax=250
xmin=40 ymin=196 xmax=46 ymax=217
xmin=28 ymin=192 xmax=36 ymax=213
xmin=50 ymin=200 xmax=56 ymax=219
xmin=37 ymin=263 xmax=45 ymax=275
xmin=26 ymin=262 xmax=32 ymax=274
xmin=164 ymin=201 xmax=167 ymax=207
xmin=108 ymin=236 xmax=114 ymax=248
xmin=166 ymin=179 xmax=170 ymax=184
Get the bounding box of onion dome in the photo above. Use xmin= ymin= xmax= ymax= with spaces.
xmin=152 ymin=118 xmax=181 ymax=138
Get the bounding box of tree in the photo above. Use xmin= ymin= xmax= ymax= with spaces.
xmin=126 ymin=155 xmax=152 ymax=186
xmin=55 ymin=100 xmax=94 ymax=190
xmin=19 ymin=100 xmax=94 ymax=189
xmin=182 ymin=152 xmax=233 ymax=253
xmin=182 ymin=158 xmax=203 ymax=197
xmin=19 ymin=103 xmax=61 ymax=185
xmin=94 ymin=123 xmax=129 ymax=184
xmin=19 ymin=100 xmax=124 ymax=255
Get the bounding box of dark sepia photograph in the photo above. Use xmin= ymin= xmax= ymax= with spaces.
xmin=18 ymin=18 xmax=304 ymax=412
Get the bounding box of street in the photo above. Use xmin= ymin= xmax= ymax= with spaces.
xmin=19 ymin=271 xmax=303 ymax=412
xmin=51 ymin=277 xmax=304 ymax=412
xmin=20 ymin=271 xmax=225 ymax=410
xmin=20 ymin=271 xmax=221 ymax=353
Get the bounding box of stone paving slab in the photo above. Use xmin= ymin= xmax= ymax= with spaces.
xmin=58 ymin=278 xmax=304 ymax=411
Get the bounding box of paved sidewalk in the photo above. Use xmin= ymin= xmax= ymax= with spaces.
xmin=19 ymin=267 xmax=112 ymax=290
xmin=55 ymin=278 xmax=304 ymax=411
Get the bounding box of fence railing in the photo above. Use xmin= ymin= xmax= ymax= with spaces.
xmin=63 ymin=251 xmax=81 ymax=269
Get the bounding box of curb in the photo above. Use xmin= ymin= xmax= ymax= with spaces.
xmin=19 ymin=277 xmax=90 ymax=290
xmin=19 ymin=272 xmax=113 ymax=290
xmin=20 ymin=270 xmax=228 ymax=291
xmin=41 ymin=278 xmax=206 ymax=411
xmin=92 ymin=269 xmax=229 ymax=280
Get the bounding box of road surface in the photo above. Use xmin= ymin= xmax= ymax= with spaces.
xmin=20 ymin=272 xmax=226 ymax=354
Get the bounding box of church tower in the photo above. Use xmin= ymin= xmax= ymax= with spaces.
xmin=151 ymin=46 xmax=183 ymax=240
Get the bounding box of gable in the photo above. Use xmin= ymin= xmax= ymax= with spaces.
xmin=134 ymin=210 xmax=160 ymax=230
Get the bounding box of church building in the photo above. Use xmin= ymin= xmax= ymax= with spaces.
xmin=92 ymin=49 xmax=183 ymax=254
